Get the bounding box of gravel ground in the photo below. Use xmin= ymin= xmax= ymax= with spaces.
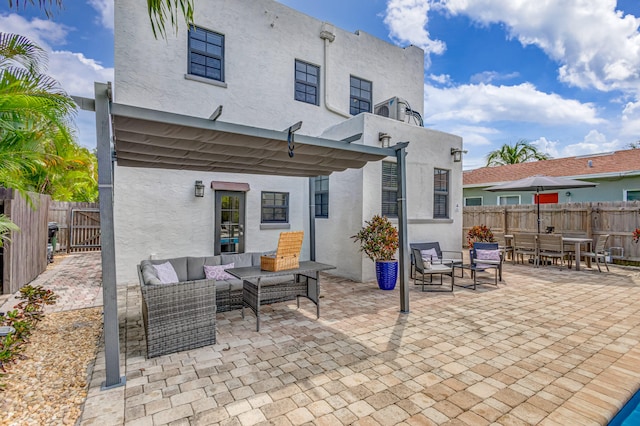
xmin=0 ymin=307 xmax=102 ymax=426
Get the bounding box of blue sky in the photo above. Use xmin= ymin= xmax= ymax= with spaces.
xmin=1 ymin=0 xmax=640 ymax=170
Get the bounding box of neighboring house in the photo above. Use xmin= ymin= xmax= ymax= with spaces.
xmin=463 ymin=149 xmax=640 ymax=206
xmin=113 ymin=0 xmax=463 ymax=284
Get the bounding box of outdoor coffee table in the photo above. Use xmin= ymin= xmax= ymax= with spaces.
xmin=226 ymin=261 xmax=335 ymax=331
xmin=414 ymin=263 xmax=454 ymax=292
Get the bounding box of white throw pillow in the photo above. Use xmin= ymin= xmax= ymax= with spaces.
xmin=204 ymin=263 xmax=235 ymax=280
xmin=152 ymin=261 xmax=179 ymax=284
xmin=476 ymin=249 xmax=501 ymax=261
xmin=420 ymin=248 xmax=438 ymax=261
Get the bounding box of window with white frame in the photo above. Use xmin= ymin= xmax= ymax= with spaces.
xmin=464 ymin=197 xmax=483 ymax=206
xmin=434 ymin=168 xmax=449 ymax=218
xmin=382 ymin=161 xmax=398 ymax=217
xmin=188 ymin=26 xmax=224 ymax=82
xmin=261 ymin=192 xmax=289 ymax=223
xmin=497 ymin=195 xmax=520 ymax=205
xmin=314 ymin=176 xmax=329 ymax=218
xmin=624 ymin=189 xmax=640 ymax=201
xmin=350 ymin=75 xmax=372 ymax=115
xmin=295 ymin=60 xmax=319 ymax=105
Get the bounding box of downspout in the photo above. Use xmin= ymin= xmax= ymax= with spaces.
xmin=320 ymin=25 xmax=351 ymax=118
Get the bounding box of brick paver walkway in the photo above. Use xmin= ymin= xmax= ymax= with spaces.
xmin=72 ymin=258 xmax=640 ymax=425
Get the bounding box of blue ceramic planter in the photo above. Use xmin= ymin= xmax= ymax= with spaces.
xmin=375 ymin=260 xmax=398 ymax=290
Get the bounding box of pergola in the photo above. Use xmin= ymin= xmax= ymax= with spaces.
xmin=79 ymin=82 xmax=411 ymax=389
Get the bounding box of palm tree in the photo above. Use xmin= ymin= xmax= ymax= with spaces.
xmin=6 ymin=0 xmax=195 ymax=39
xmin=0 ymin=33 xmax=76 ymax=194
xmin=486 ymin=139 xmax=551 ymax=167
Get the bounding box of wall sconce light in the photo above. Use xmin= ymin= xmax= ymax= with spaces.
xmin=565 ymin=191 xmax=571 ymax=197
xmin=378 ymin=132 xmax=391 ymax=148
xmin=194 ymin=180 xmax=205 ymax=198
xmin=450 ymin=147 xmax=468 ymax=162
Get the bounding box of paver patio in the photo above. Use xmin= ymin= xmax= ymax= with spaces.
xmin=7 ymin=253 xmax=640 ymax=425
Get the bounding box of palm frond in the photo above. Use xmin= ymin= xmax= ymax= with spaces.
xmin=147 ymin=0 xmax=195 ymax=39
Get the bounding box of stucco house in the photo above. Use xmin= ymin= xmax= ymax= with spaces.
xmin=463 ymin=149 xmax=640 ymax=206
xmin=112 ymin=0 xmax=463 ymax=285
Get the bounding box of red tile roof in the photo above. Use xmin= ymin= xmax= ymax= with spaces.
xmin=463 ymin=149 xmax=640 ymax=186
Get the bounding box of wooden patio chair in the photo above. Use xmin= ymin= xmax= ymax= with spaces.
xmin=537 ymin=233 xmax=569 ymax=267
xmin=513 ymin=233 xmax=538 ymax=266
xmin=578 ymin=234 xmax=610 ymax=272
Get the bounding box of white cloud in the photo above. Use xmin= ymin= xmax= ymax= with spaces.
xmin=0 ymin=13 xmax=71 ymax=49
xmin=384 ymin=0 xmax=446 ymax=58
xmin=48 ymin=51 xmax=114 ymax=97
xmin=424 ymin=82 xmax=603 ymax=125
xmin=561 ymin=130 xmax=621 ymax=156
xmin=88 ymin=0 xmax=114 ymax=31
xmin=438 ymin=0 xmax=640 ymax=93
xmin=531 ymin=137 xmax=559 ymax=158
xmin=469 ymin=70 xmax=519 ymax=84
xmin=427 ymin=73 xmax=452 ymax=86
xmin=621 ymin=99 xmax=640 ymax=137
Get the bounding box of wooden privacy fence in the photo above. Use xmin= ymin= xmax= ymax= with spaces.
xmin=463 ymin=201 xmax=640 ymax=262
xmin=48 ymin=201 xmax=101 ymax=253
xmin=1 ymin=189 xmax=50 ymax=294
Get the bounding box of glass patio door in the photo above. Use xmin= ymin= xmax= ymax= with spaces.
xmin=214 ymin=191 xmax=245 ymax=254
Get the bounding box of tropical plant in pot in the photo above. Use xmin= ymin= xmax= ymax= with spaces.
xmin=351 ymin=214 xmax=399 ymax=290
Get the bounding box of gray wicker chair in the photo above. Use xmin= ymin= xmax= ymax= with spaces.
xmin=138 ymin=266 xmax=217 ymax=358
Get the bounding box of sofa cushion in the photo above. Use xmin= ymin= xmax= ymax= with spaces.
xmin=153 ymin=261 xmax=180 ymax=284
xmin=187 ymin=256 xmax=222 ymax=280
xmin=148 ymin=257 xmax=188 ymax=282
xmin=226 ymin=278 xmax=244 ymax=292
xmin=140 ymin=260 xmax=162 ymax=285
xmin=204 ymin=263 xmax=235 ymax=280
xmin=221 ymin=253 xmax=253 ymax=268
xmin=421 ymin=248 xmax=439 ymax=260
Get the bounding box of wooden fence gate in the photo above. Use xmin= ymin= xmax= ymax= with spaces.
xmin=48 ymin=201 xmax=101 ymax=253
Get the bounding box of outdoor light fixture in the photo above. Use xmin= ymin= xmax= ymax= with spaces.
xmin=451 ymin=147 xmax=467 ymax=162
xmin=194 ymin=180 xmax=205 ymax=198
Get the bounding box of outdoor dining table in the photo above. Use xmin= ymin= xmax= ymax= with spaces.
xmin=226 ymin=261 xmax=335 ymax=331
xmin=562 ymin=236 xmax=592 ymax=271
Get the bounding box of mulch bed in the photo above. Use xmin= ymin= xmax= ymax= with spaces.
xmin=0 ymin=307 xmax=102 ymax=426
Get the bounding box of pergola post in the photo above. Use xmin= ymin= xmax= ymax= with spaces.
xmin=95 ymin=82 xmax=125 ymax=389
xmin=308 ymin=177 xmax=316 ymax=261
xmin=396 ymin=143 xmax=409 ymax=313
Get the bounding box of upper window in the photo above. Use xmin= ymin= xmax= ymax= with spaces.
xmin=314 ymin=176 xmax=329 ymax=218
xmin=497 ymin=195 xmax=520 ymax=205
xmin=434 ymin=168 xmax=449 ymax=218
xmin=382 ymin=161 xmax=398 ymax=218
xmin=188 ymin=26 xmax=224 ymax=82
xmin=295 ymin=60 xmax=319 ymax=106
xmin=464 ymin=197 xmax=482 ymax=207
xmin=625 ymin=189 xmax=640 ymax=201
xmin=261 ymin=192 xmax=289 ymax=223
xmin=350 ymin=76 xmax=372 ymax=115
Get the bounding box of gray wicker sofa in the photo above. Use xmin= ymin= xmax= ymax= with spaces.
xmin=137 ymin=252 xmax=293 ymax=358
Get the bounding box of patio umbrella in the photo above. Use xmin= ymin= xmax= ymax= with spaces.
xmin=485 ymin=175 xmax=597 ymax=234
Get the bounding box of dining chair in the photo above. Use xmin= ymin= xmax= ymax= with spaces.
xmin=513 ymin=233 xmax=538 ymax=266
xmin=537 ymin=233 xmax=568 ymax=267
xmin=579 ymin=234 xmax=610 ymax=272
xmin=493 ymin=232 xmax=515 ymax=265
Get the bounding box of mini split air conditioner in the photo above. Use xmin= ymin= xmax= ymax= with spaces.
xmin=374 ymin=97 xmax=407 ymax=122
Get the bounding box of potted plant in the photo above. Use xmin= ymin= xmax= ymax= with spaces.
xmin=633 ymin=228 xmax=640 ymax=244
xmin=466 ymin=224 xmax=495 ymax=248
xmin=351 ymin=214 xmax=399 ymax=290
